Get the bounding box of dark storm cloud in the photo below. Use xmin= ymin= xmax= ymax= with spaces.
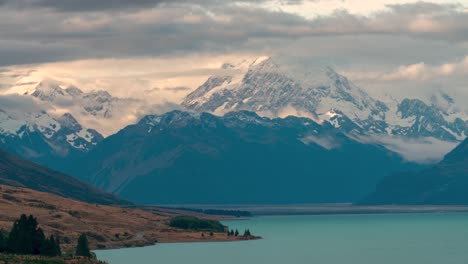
xmin=0 ymin=0 xmax=176 ymax=11
xmin=0 ymin=0 xmax=284 ymax=12
xmin=0 ymin=94 xmax=50 ymax=113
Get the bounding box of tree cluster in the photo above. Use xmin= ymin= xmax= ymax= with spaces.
xmin=169 ymin=216 xmax=225 ymax=232
xmin=0 ymin=214 xmax=61 ymax=257
xmin=227 ymin=228 xmax=252 ymax=237
xmin=0 ymin=214 xmax=93 ymax=259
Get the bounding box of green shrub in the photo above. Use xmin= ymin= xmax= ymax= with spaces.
xmin=169 ymin=216 xmax=225 ymax=232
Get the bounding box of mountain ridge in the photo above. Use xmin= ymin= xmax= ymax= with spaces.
xmin=362 ymin=138 xmax=468 ymax=205
xmin=182 ymin=57 xmax=467 ymax=162
xmin=0 ymin=148 xmax=129 ymax=205
xmin=64 ymin=110 xmax=421 ymax=204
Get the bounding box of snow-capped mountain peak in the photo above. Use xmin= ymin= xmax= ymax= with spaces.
xmin=183 ymin=56 xmax=387 ymax=127
xmin=30 ymin=80 xmax=68 ymax=101
xmin=0 ymin=103 xmax=103 ymax=153
xmin=182 ymin=56 xmax=467 ymax=162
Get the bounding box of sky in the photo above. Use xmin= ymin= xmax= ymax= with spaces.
xmin=0 ymin=0 xmax=467 ymax=102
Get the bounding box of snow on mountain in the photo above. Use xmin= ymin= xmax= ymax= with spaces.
xmin=4 ymin=78 xmax=120 ymax=120
xmin=182 ymin=57 xmax=468 ymax=163
xmin=0 ymin=71 xmax=149 ymax=137
xmin=0 ymin=74 xmax=111 ymax=154
xmin=0 ymin=103 xmax=102 ymax=152
xmin=183 ymin=57 xmax=388 ymax=126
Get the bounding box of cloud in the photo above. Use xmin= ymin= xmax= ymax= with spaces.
xmin=0 ymin=0 xmax=178 ymax=12
xmin=0 ymin=0 xmax=467 ymax=116
xmin=346 ymin=56 xmax=468 ymax=82
xmin=352 ymin=134 xmax=459 ymax=164
xmin=0 ymin=0 xmax=279 ymax=12
xmin=161 ymin=86 xmax=192 ymax=92
xmin=0 ymin=94 xmax=50 ymax=113
xmin=0 ymin=1 xmax=467 ymax=67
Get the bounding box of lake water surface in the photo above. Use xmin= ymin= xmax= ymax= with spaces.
xmin=96 ymin=213 xmax=468 ymax=264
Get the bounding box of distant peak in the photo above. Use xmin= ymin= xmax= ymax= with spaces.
xmin=87 ymin=90 xmax=112 ymax=98
xmin=65 ymin=86 xmax=83 ymax=97
xmin=221 ymin=63 xmax=235 ymax=69
xmin=57 ymin=113 xmax=82 ymax=132
xmin=31 ymin=80 xmax=66 ymax=101
xmin=324 ymin=66 xmax=340 ymax=79
xmin=251 ymin=56 xmax=271 ymax=66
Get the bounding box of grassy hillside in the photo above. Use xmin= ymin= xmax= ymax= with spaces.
xmin=0 ymin=185 xmax=252 ymax=252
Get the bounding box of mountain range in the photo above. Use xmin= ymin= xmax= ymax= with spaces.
xmin=61 ymin=110 xmax=420 ymax=204
xmin=183 ymin=57 xmax=467 ymax=162
xmin=2 ymin=57 xmax=466 ymax=164
xmin=0 ymin=56 xmax=466 ymax=205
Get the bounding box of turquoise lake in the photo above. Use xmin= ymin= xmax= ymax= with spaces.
xmin=96 ymin=213 xmax=468 ymax=264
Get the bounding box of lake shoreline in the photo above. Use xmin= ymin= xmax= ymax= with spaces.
xmin=96 ymin=213 xmax=468 ymax=264
xmin=94 ymin=204 xmax=468 ymax=250
xmin=157 ymin=203 xmax=468 ymax=216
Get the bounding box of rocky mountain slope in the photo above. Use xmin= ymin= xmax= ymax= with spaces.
xmin=0 ymin=148 xmax=128 ymax=205
xmin=0 ymin=77 xmax=139 ymax=169
xmin=67 ymin=110 xmax=420 ymax=204
xmin=362 ymin=138 xmax=468 ymax=205
xmin=0 ymin=105 xmax=103 ymax=171
xmin=182 ymin=57 xmax=467 ymax=161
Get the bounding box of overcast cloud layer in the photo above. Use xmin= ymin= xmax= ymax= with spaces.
xmin=0 ymin=0 xmax=467 ymax=102
xmin=0 ymin=0 xmax=466 ymax=63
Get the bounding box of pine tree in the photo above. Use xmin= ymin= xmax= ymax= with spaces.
xmin=41 ymin=235 xmax=61 ymax=257
xmin=234 ymin=229 xmax=239 ymax=236
xmin=55 ymin=236 xmax=62 ymax=256
xmin=243 ymin=229 xmax=251 ymax=237
xmin=8 ymin=214 xmax=40 ymax=254
xmin=0 ymin=232 xmax=6 ymax=252
xmin=33 ymin=228 xmax=46 ymax=255
xmin=4 ymin=214 xmax=60 ymax=256
xmin=40 ymin=236 xmax=53 ymax=256
xmin=75 ymin=234 xmax=91 ymax=257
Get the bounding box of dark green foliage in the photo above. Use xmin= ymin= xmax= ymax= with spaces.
xmin=234 ymin=229 xmax=239 ymax=237
xmin=229 ymin=230 xmax=234 ymax=236
xmin=243 ymin=229 xmax=251 ymax=237
xmin=168 ymin=208 xmax=252 ymax=217
xmin=169 ymin=216 xmax=225 ymax=232
xmin=75 ymin=234 xmax=91 ymax=258
xmin=0 ymin=216 xmax=100 ymax=261
xmin=8 ymin=214 xmax=39 ymax=254
xmin=55 ymin=236 xmax=62 ymax=256
xmin=41 ymin=235 xmax=62 ymax=257
xmin=5 ymin=214 xmax=61 ymax=257
xmin=0 ymin=232 xmax=6 ymax=252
